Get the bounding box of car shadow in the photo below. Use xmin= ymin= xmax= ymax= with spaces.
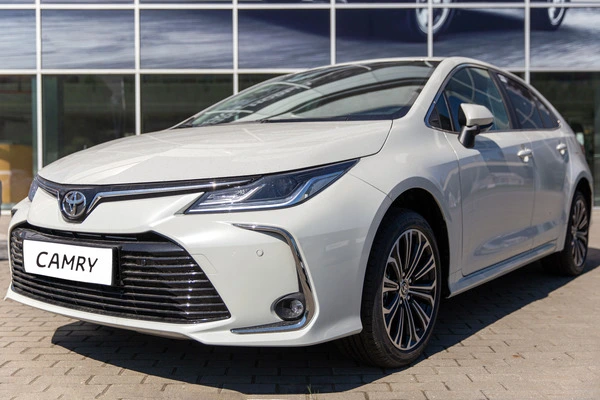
xmin=51 ymin=247 xmax=600 ymax=396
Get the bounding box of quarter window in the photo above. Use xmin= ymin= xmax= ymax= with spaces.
xmin=443 ymin=67 xmax=510 ymax=132
xmin=534 ymin=96 xmax=560 ymax=129
xmin=429 ymin=95 xmax=453 ymax=131
xmin=497 ymin=74 xmax=544 ymax=130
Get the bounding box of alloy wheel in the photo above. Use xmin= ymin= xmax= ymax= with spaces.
xmin=382 ymin=229 xmax=437 ymax=351
xmin=570 ymin=197 xmax=588 ymax=267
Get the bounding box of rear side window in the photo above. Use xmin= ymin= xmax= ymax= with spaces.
xmin=429 ymin=95 xmax=453 ymax=131
xmin=443 ymin=67 xmax=510 ymax=132
xmin=534 ymin=97 xmax=560 ymax=129
xmin=497 ymin=74 xmax=544 ymax=130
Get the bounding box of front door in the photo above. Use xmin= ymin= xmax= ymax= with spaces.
xmin=441 ymin=66 xmax=536 ymax=276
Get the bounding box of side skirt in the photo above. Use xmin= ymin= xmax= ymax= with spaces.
xmin=447 ymin=241 xmax=557 ymax=298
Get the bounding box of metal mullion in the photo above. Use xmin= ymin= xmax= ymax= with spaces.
xmin=330 ymin=0 xmax=335 ymax=65
xmin=233 ymin=0 xmax=238 ymax=94
xmin=36 ymin=0 xmax=43 ymax=171
xmin=525 ymin=0 xmax=530 ymax=83
xmin=427 ymin=0 xmax=433 ymax=58
xmin=135 ymin=0 xmax=141 ymax=135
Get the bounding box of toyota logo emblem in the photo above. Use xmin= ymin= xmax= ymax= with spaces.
xmin=61 ymin=191 xmax=87 ymax=220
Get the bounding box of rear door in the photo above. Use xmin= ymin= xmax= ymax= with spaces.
xmin=495 ymin=73 xmax=568 ymax=247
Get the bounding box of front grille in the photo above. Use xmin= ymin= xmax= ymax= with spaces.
xmin=10 ymin=225 xmax=230 ymax=324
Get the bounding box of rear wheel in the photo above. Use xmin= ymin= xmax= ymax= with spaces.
xmin=543 ymin=191 xmax=589 ymax=276
xmin=337 ymin=209 xmax=441 ymax=367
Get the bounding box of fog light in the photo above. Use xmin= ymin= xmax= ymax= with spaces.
xmin=274 ymin=293 xmax=306 ymax=321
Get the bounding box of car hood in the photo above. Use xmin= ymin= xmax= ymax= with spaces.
xmin=39 ymin=121 xmax=393 ymax=185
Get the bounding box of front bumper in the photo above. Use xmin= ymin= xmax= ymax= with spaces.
xmin=6 ymin=173 xmax=389 ymax=346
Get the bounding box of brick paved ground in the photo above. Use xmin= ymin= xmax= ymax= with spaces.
xmin=1 ymin=213 xmax=599 ymax=400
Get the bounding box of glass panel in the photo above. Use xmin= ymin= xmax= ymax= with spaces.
xmin=530 ymin=73 xmax=599 ymax=204
xmin=531 ymin=7 xmax=600 ymax=68
xmin=43 ymin=75 xmax=135 ymax=165
xmin=238 ymin=10 xmax=329 ymax=69
xmin=336 ymin=9 xmax=427 ymax=63
xmin=239 ymin=74 xmax=281 ymax=92
xmin=141 ymin=10 xmax=232 ymax=69
xmin=42 ymin=11 xmax=134 ymax=69
xmin=0 ymin=0 xmax=33 ymax=3
xmin=433 ymin=8 xmax=525 ymax=68
xmin=0 ymin=76 xmax=35 ymax=207
xmin=0 ymin=11 xmax=35 ymax=69
xmin=43 ymin=0 xmax=131 ymax=3
xmin=142 ymin=0 xmax=229 ymax=3
xmin=141 ymin=75 xmax=233 ymax=133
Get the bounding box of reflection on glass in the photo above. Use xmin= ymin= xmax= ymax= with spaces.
xmin=142 ymin=0 xmax=229 ymax=3
xmin=43 ymin=0 xmax=131 ymax=3
xmin=239 ymin=74 xmax=281 ymax=92
xmin=43 ymin=75 xmax=135 ymax=165
xmin=530 ymin=72 xmax=600 ymax=204
xmin=239 ymin=10 xmax=329 ymax=69
xmin=0 ymin=0 xmax=33 ymax=3
xmin=433 ymin=8 xmax=524 ymax=68
xmin=42 ymin=11 xmax=134 ymax=69
xmin=177 ymin=61 xmax=438 ymax=128
xmin=531 ymin=8 xmax=600 ymax=68
xmin=141 ymin=10 xmax=232 ymax=69
xmin=0 ymin=76 xmax=35 ymax=207
xmin=141 ymin=75 xmax=233 ymax=133
xmin=336 ymin=10 xmax=427 ymax=64
xmin=0 ymin=11 xmax=35 ymax=69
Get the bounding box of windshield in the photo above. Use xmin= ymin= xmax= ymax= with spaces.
xmin=176 ymin=60 xmax=439 ymax=128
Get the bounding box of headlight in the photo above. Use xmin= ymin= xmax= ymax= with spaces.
xmin=185 ymin=160 xmax=357 ymax=214
xmin=28 ymin=176 xmax=39 ymax=202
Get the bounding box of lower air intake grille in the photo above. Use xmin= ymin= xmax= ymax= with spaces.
xmin=10 ymin=225 xmax=230 ymax=324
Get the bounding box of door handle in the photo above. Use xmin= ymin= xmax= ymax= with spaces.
xmin=556 ymin=143 xmax=568 ymax=156
xmin=517 ymin=148 xmax=533 ymax=162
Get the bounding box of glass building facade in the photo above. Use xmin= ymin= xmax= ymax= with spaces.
xmin=2 ymin=0 xmax=600 ymax=208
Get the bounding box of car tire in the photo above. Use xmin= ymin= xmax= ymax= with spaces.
xmin=542 ymin=191 xmax=589 ymax=276
xmin=337 ymin=209 xmax=442 ymax=367
xmin=531 ymin=0 xmax=568 ymax=31
xmin=405 ymin=0 xmax=455 ymax=41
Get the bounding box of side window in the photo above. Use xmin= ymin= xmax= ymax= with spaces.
xmin=443 ymin=67 xmax=510 ymax=132
xmin=497 ymin=74 xmax=544 ymax=130
xmin=534 ymin=96 xmax=560 ymax=129
xmin=429 ymin=94 xmax=453 ymax=131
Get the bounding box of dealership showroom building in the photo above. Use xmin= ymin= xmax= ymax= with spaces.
xmin=1 ymin=0 xmax=600 ymax=209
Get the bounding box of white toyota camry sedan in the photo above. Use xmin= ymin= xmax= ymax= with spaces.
xmin=7 ymin=57 xmax=592 ymax=367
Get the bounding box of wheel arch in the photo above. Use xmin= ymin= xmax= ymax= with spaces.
xmin=363 ymin=182 xmax=453 ymax=299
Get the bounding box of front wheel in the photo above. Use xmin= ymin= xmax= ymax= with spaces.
xmin=543 ymin=191 xmax=589 ymax=276
xmin=337 ymin=209 xmax=442 ymax=367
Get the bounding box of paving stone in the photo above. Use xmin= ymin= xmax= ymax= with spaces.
xmin=1 ymin=212 xmax=600 ymax=399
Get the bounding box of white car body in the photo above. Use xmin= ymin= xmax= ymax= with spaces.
xmin=6 ymin=57 xmax=592 ymax=365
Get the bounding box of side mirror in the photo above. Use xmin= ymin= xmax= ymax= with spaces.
xmin=458 ymin=103 xmax=494 ymax=149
